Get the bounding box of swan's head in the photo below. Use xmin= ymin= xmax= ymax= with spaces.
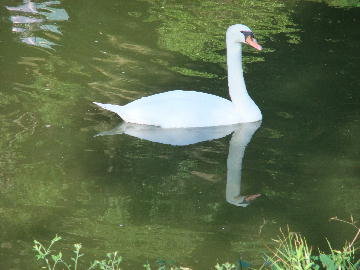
xmin=226 ymin=24 xmax=262 ymax=50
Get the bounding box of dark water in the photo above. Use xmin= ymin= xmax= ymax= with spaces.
xmin=0 ymin=0 xmax=359 ymax=269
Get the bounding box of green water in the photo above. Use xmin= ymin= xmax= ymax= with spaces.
xmin=0 ymin=0 xmax=359 ymax=269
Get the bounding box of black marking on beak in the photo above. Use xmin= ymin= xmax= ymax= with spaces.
xmin=240 ymin=31 xmax=255 ymax=40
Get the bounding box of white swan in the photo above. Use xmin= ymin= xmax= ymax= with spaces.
xmin=94 ymin=24 xmax=262 ymax=128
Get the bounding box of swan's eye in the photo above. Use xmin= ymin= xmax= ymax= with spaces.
xmin=240 ymin=31 xmax=254 ymax=40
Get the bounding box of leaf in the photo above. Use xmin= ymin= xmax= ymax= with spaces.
xmin=167 ymin=259 xmax=176 ymax=265
xmin=238 ymin=259 xmax=250 ymax=268
xmin=74 ymin=243 xmax=82 ymax=250
xmin=51 ymin=254 xmax=59 ymax=262
xmin=319 ymin=254 xmax=336 ymax=270
xmin=51 ymin=235 xmax=62 ymax=244
xmin=36 ymin=254 xmax=45 ymax=260
xmin=156 ymin=259 xmax=166 ymax=265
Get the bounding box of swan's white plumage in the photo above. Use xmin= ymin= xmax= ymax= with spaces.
xmin=93 ymin=24 xmax=262 ymax=128
xmin=96 ymin=90 xmax=247 ymax=128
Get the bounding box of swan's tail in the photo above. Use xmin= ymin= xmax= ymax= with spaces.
xmin=93 ymin=102 xmax=123 ymax=116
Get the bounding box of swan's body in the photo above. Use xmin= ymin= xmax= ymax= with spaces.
xmin=94 ymin=24 xmax=262 ymax=128
xmin=94 ymin=90 xmax=259 ymax=128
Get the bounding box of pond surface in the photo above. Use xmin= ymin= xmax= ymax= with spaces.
xmin=0 ymin=0 xmax=359 ymax=269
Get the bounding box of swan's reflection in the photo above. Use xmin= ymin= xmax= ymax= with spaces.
xmin=97 ymin=121 xmax=261 ymax=207
xmin=225 ymin=122 xmax=261 ymax=207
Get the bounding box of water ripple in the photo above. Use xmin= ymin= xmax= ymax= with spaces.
xmin=6 ymin=0 xmax=69 ymax=49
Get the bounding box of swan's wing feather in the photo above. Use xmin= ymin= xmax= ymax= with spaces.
xmin=122 ymin=90 xmax=238 ymax=128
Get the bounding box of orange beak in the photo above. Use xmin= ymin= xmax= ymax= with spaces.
xmin=246 ymin=36 xmax=262 ymax=50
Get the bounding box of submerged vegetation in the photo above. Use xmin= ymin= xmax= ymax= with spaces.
xmin=34 ymin=217 xmax=360 ymax=270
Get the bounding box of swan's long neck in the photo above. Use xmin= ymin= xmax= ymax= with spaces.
xmin=226 ymin=41 xmax=250 ymax=107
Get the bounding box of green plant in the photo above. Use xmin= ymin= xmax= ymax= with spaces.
xmin=33 ymin=235 xmax=72 ymax=270
xmin=261 ymin=228 xmax=315 ymax=270
xmin=34 ymin=217 xmax=360 ymax=270
xmin=143 ymin=259 xmax=190 ymax=270
xmin=33 ymin=235 xmax=122 ymax=270
xmin=261 ymin=216 xmax=360 ymax=270
xmin=89 ymin=252 xmax=122 ymax=270
xmin=214 ymin=262 xmax=236 ymax=270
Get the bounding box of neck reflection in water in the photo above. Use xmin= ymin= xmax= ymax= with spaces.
xmin=96 ymin=121 xmax=262 ymax=207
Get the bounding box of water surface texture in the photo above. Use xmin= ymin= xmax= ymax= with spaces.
xmin=0 ymin=0 xmax=359 ymax=269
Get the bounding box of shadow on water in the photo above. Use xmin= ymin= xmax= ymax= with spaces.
xmin=96 ymin=121 xmax=262 ymax=207
xmin=250 ymin=0 xmax=360 ymax=250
